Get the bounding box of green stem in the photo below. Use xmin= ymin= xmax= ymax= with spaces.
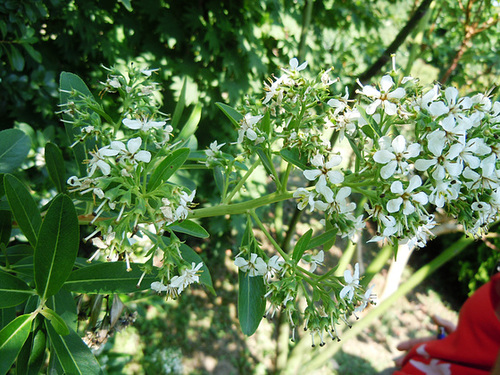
xmin=223 ymin=159 xmax=260 ymax=204
xmin=189 ymin=191 xmax=295 ymax=219
xmin=249 ymin=210 xmax=288 ymax=261
xmin=296 ymin=236 xmax=473 ymax=373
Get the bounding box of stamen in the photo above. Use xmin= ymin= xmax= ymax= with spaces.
xmin=116 ymin=204 xmax=126 ymax=223
xmin=84 ymin=229 xmax=100 ymax=242
xmin=125 ymin=252 xmax=132 ymax=272
xmin=136 ymin=271 xmax=147 ymax=288
xmin=87 ymin=249 xmax=101 ymax=263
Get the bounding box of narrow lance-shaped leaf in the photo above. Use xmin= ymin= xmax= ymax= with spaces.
xmin=147 ymin=148 xmax=190 ymax=191
xmin=238 ymin=272 xmax=265 ymax=336
xmin=59 ymin=72 xmax=95 ymax=175
xmin=34 ymin=194 xmax=79 ymax=301
xmin=216 ymin=102 xmax=243 ymax=128
xmin=0 ymin=271 xmax=35 ymax=308
xmin=44 ymin=142 xmax=66 ymax=193
xmin=0 ymin=314 xmax=33 ymax=375
xmin=4 ymin=174 xmax=42 ymax=248
xmin=45 ymin=323 xmax=102 ymax=375
xmin=40 ymin=306 xmax=69 ymax=336
xmin=169 ymin=219 xmax=209 ymax=238
xmin=16 ymin=319 xmax=47 ymax=375
xmin=177 ymin=104 xmax=202 ymax=140
xmin=64 ymin=262 xmax=157 ymax=294
xmin=171 ymin=77 xmax=187 ymax=130
xmin=280 ymin=148 xmax=309 ymax=171
xmin=0 ymin=129 xmax=31 ymax=173
xmin=292 ymin=229 xmax=313 ymax=263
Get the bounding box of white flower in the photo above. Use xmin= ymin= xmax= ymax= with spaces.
xmin=263 ymin=75 xmax=284 ymax=105
xmin=360 ymin=75 xmax=406 ymax=116
xmin=234 ymin=253 xmax=267 ymax=277
xmin=340 ymin=263 xmax=360 ymax=302
xmin=293 ymin=188 xmax=328 ymax=212
xmin=327 ymin=87 xmax=350 ymax=115
xmin=373 ymin=135 xmax=420 ymax=179
xmin=141 ymin=68 xmax=159 ymax=76
xmin=285 ymin=58 xmax=308 ymax=74
xmin=328 ymin=187 xmax=356 ymax=215
xmin=122 ymin=117 xmax=166 ymax=132
xmin=176 ymin=190 xmax=196 ymax=221
xmin=355 ymin=284 xmax=376 ymax=313
xmin=237 ymin=113 xmax=264 ymax=143
xmin=462 ymin=154 xmax=499 ymax=189
xmin=387 ymin=175 xmax=428 ymax=215
xmin=428 ymin=179 xmax=461 ymax=208
xmin=264 ymin=255 xmax=285 ymax=282
xmin=303 ymin=153 xmax=344 ymax=203
xmin=111 ymin=137 xmax=152 ymax=164
xmin=306 ymin=250 xmax=324 ymax=273
xmin=160 ymin=198 xmax=176 ymax=225
xmin=205 ymin=141 xmax=225 ymax=166
xmin=87 ymin=145 xmax=119 ymax=176
xmin=169 ymin=262 xmax=204 ymax=294
xmin=151 ymin=281 xmax=168 ymax=293
xmin=414 ymin=132 xmax=463 ymax=180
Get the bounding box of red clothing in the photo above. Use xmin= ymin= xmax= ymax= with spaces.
xmin=394 ymin=273 xmax=500 ymax=375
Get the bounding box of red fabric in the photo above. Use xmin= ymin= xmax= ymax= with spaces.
xmin=394 ymin=273 xmax=500 ymax=375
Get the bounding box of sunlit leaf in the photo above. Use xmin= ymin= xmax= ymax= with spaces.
xmin=34 ymin=194 xmax=79 ymax=300
xmin=0 ymin=129 xmax=31 ymax=173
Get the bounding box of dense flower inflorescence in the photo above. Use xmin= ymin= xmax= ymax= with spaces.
xmin=63 ymin=58 xmax=500 ymax=347
xmin=63 ymin=64 xmax=202 ymax=297
xmin=231 ymin=58 xmax=499 ymax=345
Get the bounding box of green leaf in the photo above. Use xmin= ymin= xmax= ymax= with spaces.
xmin=0 ymin=270 xmax=34 ymax=308
xmin=0 ymin=307 xmax=16 ymax=330
xmin=4 ymin=174 xmax=42 ymax=248
xmin=292 ymin=229 xmax=313 ymax=263
xmin=47 ymin=289 xmax=78 ymax=332
xmin=216 ymin=102 xmax=243 ymax=128
xmin=0 ymin=210 xmax=12 ymax=248
xmin=171 ymin=78 xmax=187 ymax=130
xmin=118 ymin=0 xmax=133 ymax=11
xmin=0 ymin=314 xmax=33 ymax=375
xmin=9 ymin=45 xmax=24 ymax=71
xmin=178 ymin=242 xmax=215 ymax=295
xmin=178 ymin=104 xmax=202 ymax=140
xmin=59 ymin=72 xmax=94 ymax=175
xmin=21 ymin=43 xmax=42 ymax=63
xmin=0 ymin=129 xmax=31 ymax=173
xmin=238 ymin=272 xmax=265 ymax=336
xmin=45 ymin=323 xmax=102 ymax=375
xmin=280 ymin=148 xmax=309 ymax=171
xmin=147 ymin=148 xmax=190 ymax=191
xmin=169 ymin=219 xmax=209 ymax=238
xmin=306 ymin=229 xmax=338 ymax=251
xmin=256 ymin=147 xmax=274 ymax=176
xmin=16 ymin=322 xmax=46 ymax=375
xmin=34 ymin=194 xmax=79 ymax=300
xmin=0 ymin=244 xmax=33 ymax=265
xmin=40 ymin=307 xmax=69 ymax=336
xmin=259 ymin=110 xmax=271 ymax=136
xmin=44 ymin=143 xmax=66 ymax=193
xmin=64 ymin=262 xmax=157 ymax=294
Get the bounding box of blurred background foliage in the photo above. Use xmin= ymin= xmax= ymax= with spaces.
xmin=2 ymin=0 xmax=498 ymax=144
xmin=1 ymin=0 xmax=499 ymax=373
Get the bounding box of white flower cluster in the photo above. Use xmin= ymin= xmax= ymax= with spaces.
xmin=151 ymin=262 xmax=204 ymax=297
